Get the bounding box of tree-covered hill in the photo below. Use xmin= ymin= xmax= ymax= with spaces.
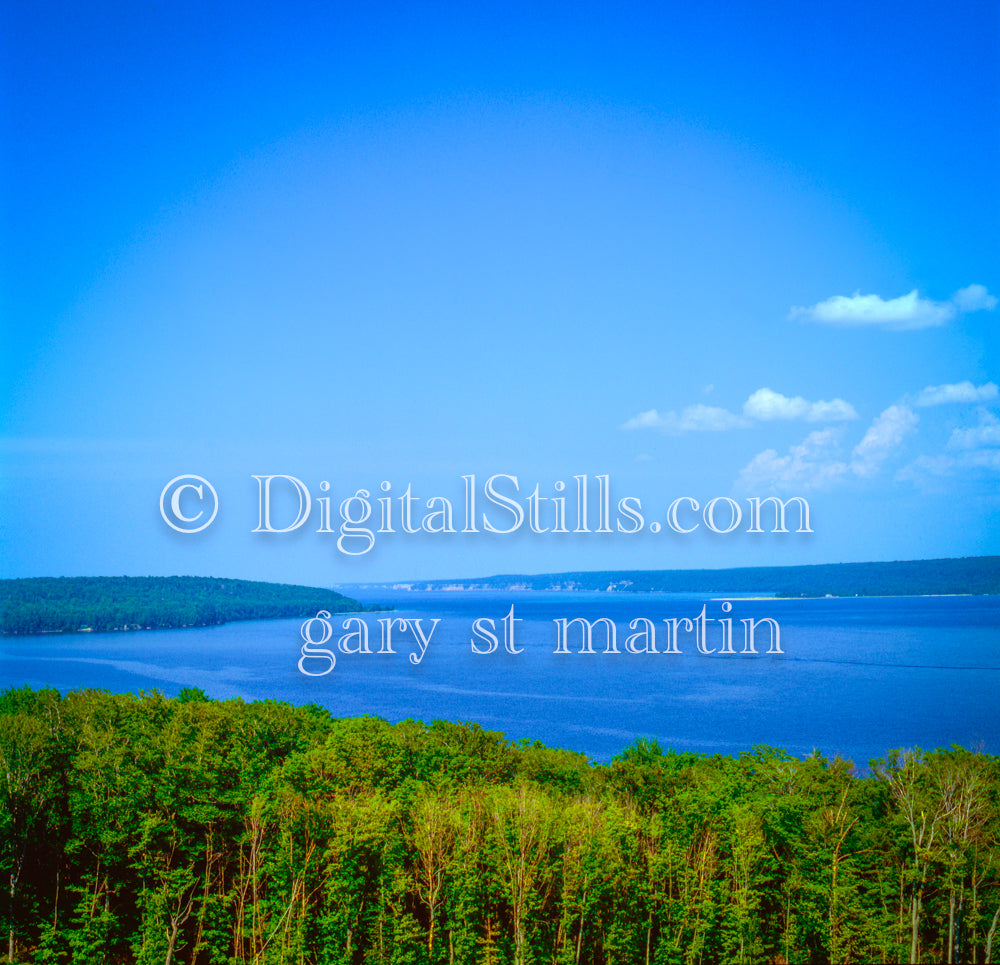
xmin=0 ymin=575 xmax=374 ymax=635
xmin=1 ymin=686 xmax=998 ymax=964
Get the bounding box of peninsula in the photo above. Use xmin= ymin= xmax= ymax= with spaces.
xmin=0 ymin=575 xmax=371 ymax=635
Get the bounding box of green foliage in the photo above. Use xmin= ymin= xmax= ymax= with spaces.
xmin=2 ymin=688 xmax=999 ymax=963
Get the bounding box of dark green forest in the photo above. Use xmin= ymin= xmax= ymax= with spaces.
xmin=411 ymin=556 xmax=1000 ymax=598
xmin=2 ymin=688 xmax=998 ymax=964
xmin=0 ymin=577 xmax=372 ymax=635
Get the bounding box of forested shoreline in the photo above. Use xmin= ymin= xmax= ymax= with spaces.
xmin=0 ymin=577 xmax=374 ymax=636
xmin=2 ymin=688 xmax=998 ymax=964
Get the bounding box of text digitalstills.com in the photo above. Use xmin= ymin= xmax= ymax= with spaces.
xmin=159 ymin=473 xmax=813 ymax=554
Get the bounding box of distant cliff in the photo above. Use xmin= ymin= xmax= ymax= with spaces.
xmin=369 ymin=556 xmax=1000 ymax=597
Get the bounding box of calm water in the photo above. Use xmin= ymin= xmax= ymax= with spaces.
xmin=3 ymin=591 xmax=998 ymax=771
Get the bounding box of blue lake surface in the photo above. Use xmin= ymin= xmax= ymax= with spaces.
xmin=3 ymin=590 xmax=998 ymax=771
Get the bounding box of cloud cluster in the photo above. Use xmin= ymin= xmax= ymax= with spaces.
xmin=739 ymin=389 xmax=1000 ymax=492
xmin=790 ymin=284 xmax=996 ymax=331
xmin=896 ymin=409 xmax=1000 ymax=485
xmin=913 ymin=380 xmax=998 ymax=407
xmin=737 ymin=405 xmax=920 ymax=491
xmin=623 ymin=388 xmax=855 ymax=434
xmin=623 ymin=277 xmax=998 ymax=493
xmin=737 ymin=428 xmax=849 ymax=492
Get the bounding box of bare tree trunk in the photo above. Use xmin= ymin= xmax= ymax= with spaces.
xmin=985 ymin=902 xmax=999 ymax=964
xmin=911 ymin=886 xmax=922 ymax=965
xmin=8 ymin=871 xmax=15 ymax=964
xmin=164 ymin=884 xmax=196 ymax=965
xmin=165 ymin=921 xmax=180 ymax=965
xmin=949 ymin=890 xmax=956 ymax=964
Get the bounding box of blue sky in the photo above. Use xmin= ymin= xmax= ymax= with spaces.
xmin=2 ymin=0 xmax=998 ymax=584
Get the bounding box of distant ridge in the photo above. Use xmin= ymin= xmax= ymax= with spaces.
xmin=361 ymin=556 xmax=1000 ymax=598
xmin=0 ymin=575 xmax=375 ymax=635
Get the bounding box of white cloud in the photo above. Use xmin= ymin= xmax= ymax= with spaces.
xmin=898 ymin=446 xmax=1000 ymax=484
xmin=624 ymin=387 xmax=856 ymax=434
xmin=676 ymin=404 xmax=751 ymax=431
xmin=622 ymin=409 xmax=670 ymax=431
xmin=621 ymin=404 xmax=749 ymax=433
xmin=896 ymin=454 xmax=957 ymax=483
xmin=947 ymin=410 xmax=1000 ymax=451
xmin=849 ymin=404 xmax=918 ymax=476
xmin=952 ymin=284 xmax=998 ymax=313
xmin=914 ymin=380 xmax=999 ymax=407
xmin=901 ymin=449 xmax=1000 ymax=481
xmin=737 ymin=428 xmax=848 ymax=492
xmin=963 ymin=449 xmax=1000 ymax=471
xmin=790 ymin=284 xmax=997 ymax=331
xmin=742 ymin=387 xmax=857 ymax=422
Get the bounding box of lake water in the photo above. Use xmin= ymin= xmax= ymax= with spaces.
xmin=3 ymin=590 xmax=998 ymax=771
